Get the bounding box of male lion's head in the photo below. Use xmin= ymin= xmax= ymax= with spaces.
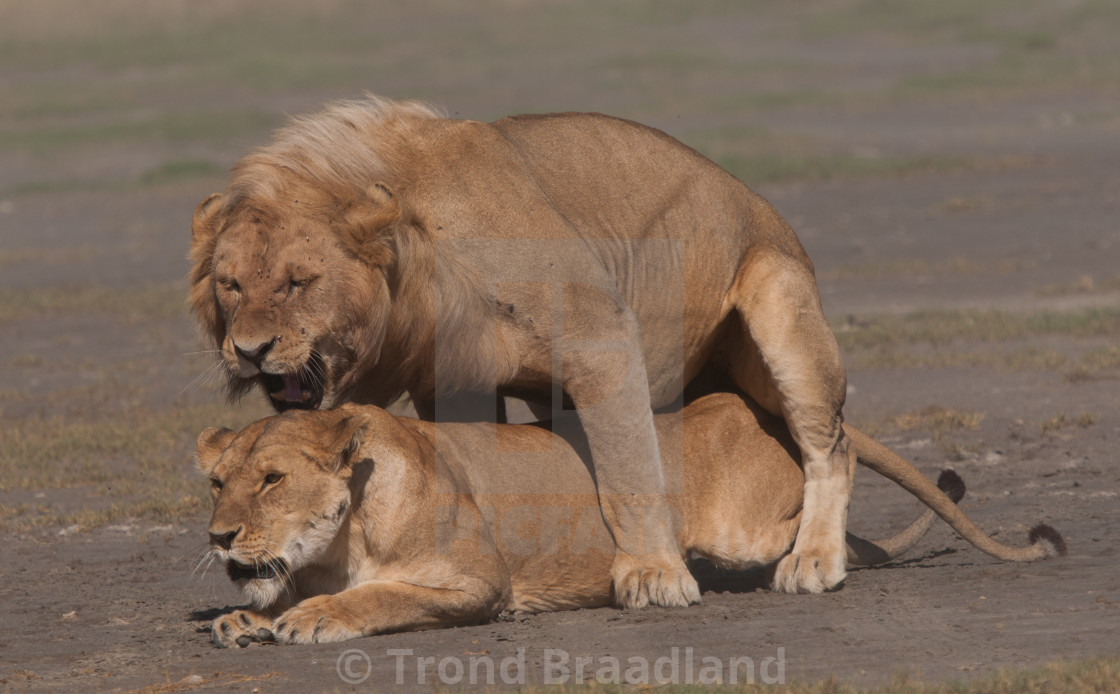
xmin=195 ymin=406 xmax=372 ymax=608
xmin=188 ymin=97 xmax=441 ymax=412
xmin=189 ymin=184 xmax=400 ymax=412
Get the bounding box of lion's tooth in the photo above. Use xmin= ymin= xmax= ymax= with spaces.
xmin=270 ymin=390 xmax=286 ymax=401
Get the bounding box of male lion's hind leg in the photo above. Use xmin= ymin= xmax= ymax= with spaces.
xmin=724 ymin=249 xmax=851 ymax=594
xmin=211 ymin=609 xmax=276 ymax=649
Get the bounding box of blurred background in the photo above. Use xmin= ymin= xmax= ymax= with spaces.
xmin=1 ymin=0 xmax=1117 ymax=531
xmin=2 ymin=3 xmax=1119 ymax=688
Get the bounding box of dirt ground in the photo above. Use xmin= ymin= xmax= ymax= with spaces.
xmin=1 ymin=2 xmax=1118 ymax=692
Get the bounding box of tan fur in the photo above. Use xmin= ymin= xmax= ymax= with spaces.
xmin=198 ymin=393 xmax=1060 ymax=647
xmin=191 ymin=95 xmax=855 ymax=605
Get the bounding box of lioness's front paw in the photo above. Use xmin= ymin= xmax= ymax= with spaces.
xmin=274 ymin=596 xmax=362 ymax=644
xmin=211 ymin=609 xmax=275 ymax=649
xmin=611 ymin=552 xmax=701 ymax=609
xmin=771 ymin=547 xmax=846 ymax=594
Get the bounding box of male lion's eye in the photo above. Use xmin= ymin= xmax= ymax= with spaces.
xmin=287 ymin=277 xmax=314 ymax=296
xmin=264 ymin=472 xmax=283 ymax=486
xmin=220 ymin=278 xmax=240 ymax=293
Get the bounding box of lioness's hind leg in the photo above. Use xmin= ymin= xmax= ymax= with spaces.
xmin=723 ymin=248 xmax=851 ymax=594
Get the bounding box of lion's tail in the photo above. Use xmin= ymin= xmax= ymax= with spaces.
xmin=843 ymin=424 xmax=1067 ymax=563
xmin=845 ymin=469 xmax=965 ymax=566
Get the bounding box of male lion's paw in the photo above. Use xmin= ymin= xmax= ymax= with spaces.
xmin=211 ymin=610 xmax=275 ymax=649
xmin=771 ymin=547 xmax=846 ymax=594
xmin=611 ymin=552 xmax=701 ymax=609
xmin=273 ymin=596 xmax=362 ymax=645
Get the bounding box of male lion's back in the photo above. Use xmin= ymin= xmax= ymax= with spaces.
xmin=490 ymin=112 xmax=804 ymax=256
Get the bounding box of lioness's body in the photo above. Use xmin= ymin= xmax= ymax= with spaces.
xmin=198 ymin=393 xmax=1062 ymax=647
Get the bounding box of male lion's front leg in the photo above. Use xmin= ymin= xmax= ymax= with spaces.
xmin=272 ymin=579 xmax=503 ymax=644
xmin=560 ymin=296 xmax=699 ymax=609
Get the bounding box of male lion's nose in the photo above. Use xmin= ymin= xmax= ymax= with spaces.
xmin=234 ymin=338 xmax=276 ymax=366
xmin=209 ymin=528 xmax=241 ymax=550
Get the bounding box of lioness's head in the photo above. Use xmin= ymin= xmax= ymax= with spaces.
xmin=196 ymin=407 xmax=371 ymax=608
xmin=188 ymin=97 xmax=440 ymax=412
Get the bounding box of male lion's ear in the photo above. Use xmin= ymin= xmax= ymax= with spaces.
xmin=190 ymin=193 xmax=224 ymax=245
xmin=195 ymin=426 xmax=236 ymax=475
xmin=188 ymin=193 xmax=227 ymax=346
xmin=325 ymin=412 xmax=373 ymax=473
xmin=340 ymin=183 xmax=400 ymax=266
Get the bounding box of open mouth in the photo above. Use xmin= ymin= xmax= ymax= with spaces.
xmin=226 ymin=558 xmax=288 ymax=582
xmin=261 ymin=352 xmax=326 ymax=412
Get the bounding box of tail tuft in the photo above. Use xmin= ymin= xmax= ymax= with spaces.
xmin=1028 ymin=523 xmax=1068 ymax=557
xmin=936 ymin=469 xmax=966 ymax=504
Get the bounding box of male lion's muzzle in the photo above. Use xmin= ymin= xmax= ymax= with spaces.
xmin=261 ymin=352 xmax=327 ymax=412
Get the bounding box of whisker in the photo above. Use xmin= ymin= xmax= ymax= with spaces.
xmin=264 ymin=547 xmax=295 ymax=598
xmin=182 ymin=349 xmax=224 ymax=358
xmin=180 ymin=359 xmax=230 ymax=398
xmin=191 ymin=550 xmax=213 ymax=580
xmin=200 ymin=554 xmax=218 ymax=581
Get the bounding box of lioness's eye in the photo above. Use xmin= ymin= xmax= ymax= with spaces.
xmin=210 ymin=478 xmax=223 ymax=491
xmin=264 ymin=472 xmax=283 ymax=486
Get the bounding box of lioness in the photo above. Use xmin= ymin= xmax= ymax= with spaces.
xmin=190 ymin=96 xmax=854 ymax=605
xmin=196 ymin=393 xmax=1064 ymax=647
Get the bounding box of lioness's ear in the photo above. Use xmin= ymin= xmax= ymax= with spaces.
xmin=195 ymin=426 xmax=236 ymax=475
xmin=340 ymin=183 xmax=399 ymax=266
xmin=325 ymin=413 xmax=373 ymax=473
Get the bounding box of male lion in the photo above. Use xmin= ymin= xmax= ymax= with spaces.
xmin=196 ymin=393 xmax=1065 ymax=647
xmin=193 ymin=95 xmax=857 ymax=605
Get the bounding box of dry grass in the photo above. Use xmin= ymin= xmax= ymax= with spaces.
xmin=1040 ymin=412 xmax=1097 ymax=434
xmin=0 ymin=399 xmax=267 ymax=532
xmin=853 ymin=406 xmax=984 ymax=461
xmin=835 ymin=307 xmax=1120 ymax=381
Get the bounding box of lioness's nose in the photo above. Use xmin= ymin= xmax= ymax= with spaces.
xmin=209 ymin=527 xmax=241 ymax=550
xmin=234 ymin=338 xmax=276 ymax=366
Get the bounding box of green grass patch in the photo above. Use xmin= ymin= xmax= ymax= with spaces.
xmin=826 ymin=256 xmax=985 ymax=281
xmin=0 ymin=109 xmax=277 ymax=153
xmin=719 ymin=153 xmax=968 ymax=185
xmin=1037 ymin=275 xmax=1120 ymax=297
xmin=0 ymin=284 xmax=187 ymax=325
xmin=833 ymin=306 xmax=1120 ymax=353
xmin=837 ymin=307 xmax=1120 ymax=378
